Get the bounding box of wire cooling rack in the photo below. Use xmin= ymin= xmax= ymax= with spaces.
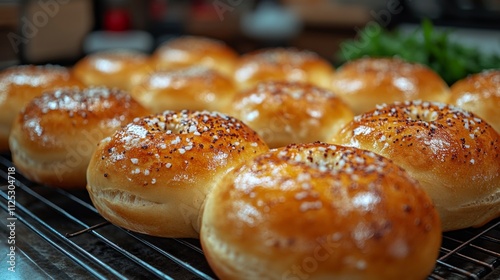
xmin=0 ymin=153 xmax=499 ymax=280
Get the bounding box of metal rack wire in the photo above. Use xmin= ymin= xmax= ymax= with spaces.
xmin=0 ymin=153 xmax=499 ymax=279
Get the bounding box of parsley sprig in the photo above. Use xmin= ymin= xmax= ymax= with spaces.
xmin=337 ymin=19 xmax=500 ymax=85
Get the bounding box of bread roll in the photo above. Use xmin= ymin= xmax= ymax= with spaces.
xmin=449 ymin=70 xmax=500 ymax=133
xmin=330 ymin=57 xmax=450 ymax=115
xmin=151 ymin=36 xmax=239 ymax=77
xmin=233 ymin=48 xmax=335 ymax=90
xmin=130 ymin=66 xmax=236 ymax=114
xmin=86 ymin=110 xmax=269 ymax=238
xmin=229 ymin=81 xmax=354 ymax=148
xmin=73 ymin=49 xmax=152 ymax=91
xmin=332 ymin=100 xmax=500 ymax=231
xmin=0 ymin=65 xmax=83 ymax=151
xmin=201 ymin=142 xmax=441 ymax=280
xmin=9 ymin=87 xmax=150 ymax=188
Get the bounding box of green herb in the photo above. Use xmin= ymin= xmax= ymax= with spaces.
xmin=337 ymin=19 xmax=500 ymax=85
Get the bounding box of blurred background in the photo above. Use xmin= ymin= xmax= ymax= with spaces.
xmin=1 ymin=0 xmax=499 ymax=70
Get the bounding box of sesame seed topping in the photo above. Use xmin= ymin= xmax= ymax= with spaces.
xmin=299 ymin=201 xmax=322 ymax=212
xmin=171 ymin=136 xmax=181 ymax=144
xmin=295 ymin=191 xmax=308 ymax=200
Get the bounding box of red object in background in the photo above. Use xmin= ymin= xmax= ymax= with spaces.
xmin=149 ymin=0 xmax=168 ymax=21
xmin=104 ymin=8 xmax=131 ymax=31
xmin=191 ymin=0 xmax=218 ymax=20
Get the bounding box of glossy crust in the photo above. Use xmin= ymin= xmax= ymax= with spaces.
xmin=86 ymin=110 xmax=269 ymax=238
xmin=330 ymin=58 xmax=450 ymax=115
xmin=73 ymin=50 xmax=152 ymax=91
xmin=332 ymin=101 xmax=500 ymax=231
xmin=130 ymin=66 xmax=236 ymax=114
xmin=229 ymin=81 xmax=354 ymax=148
xmin=151 ymin=36 xmax=239 ymax=77
xmin=201 ymin=143 xmax=441 ymax=280
xmin=449 ymin=70 xmax=500 ymax=133
xmin=9 ymin=87 xmax=150 ymax=189
xmin=233 ymin=48 xmax=335 ymax=90
xmin=0 ymin=65 xmax=83 ymax=151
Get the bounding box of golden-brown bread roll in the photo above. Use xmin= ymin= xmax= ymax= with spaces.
xmin=73 ymin=50 xmax=152 ymax=91
xmin=449 ymin=70 xmax=500 ymax=133
xmin=9 ymin=87 xmax=150 ymax=189
xmin=151 ymin=36 xmax=239 ymax=77
xmin=233 ymin=48 xmax=335 ymax=91
xmin=86 ymin=110 xmax=269 ymax=238
xmin=229 ymin=81 xmax=354 ymax=148
xmin=332 ymin=100 xmax=500 ymax=231
xmin=130 ymin=66 xmax=236 ymax=114
xmin=0 ymin=65 xmax=83 ymax=151
xmin=330 ymin=57 xmax=450 ymax=115
xmin=201 ymin=142 xmax=441 ymax=280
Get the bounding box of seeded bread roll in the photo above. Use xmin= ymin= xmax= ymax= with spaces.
xmin=449 ymin=70 xmax=500 ymax=133
xmin=330 ymin=58 xmax=450 ymax=115
xmin=86 ymin=110 xmax=269 ymax=238
xmin=0 ymin=65 xmax=83 ymax=151
xmin=233 ymin=48 xmax=335 ymax=91
xmin=332 ymin=101 xmax=500 ymax=231
xmin=152 ymin=36 xmax=239 ymax=77
xmin=73 ymin=50 xmax=152 ymax=91
xmin=229 ymin=81 xmax=354 ymax=148
xmin=9 ymin=87 xmax=149 ymax=188
xmin=130 ymin=66 xmax=236 ymax=114
xmin=201 ymin=142 xmax=441 ymax=280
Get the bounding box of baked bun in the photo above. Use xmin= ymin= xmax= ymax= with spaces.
xmin=9 ymin=87 xmax=150 ymax=188
xmin=233 ymin=48 xmax=335 ymax=90
xmin=0 ymin=65 xmax=83 ymax=151
xmin=201 ymin=142 xmax=441 ymax=280
xmin=151 ymin=36 xmax=238 ymax=77
xmin=130 ymin=66 xmax=236 ymax=114
xmin=330 ymin=57 xmax=450 ymax=115
xmin=449 ymin=70 xmax=500 ymax=133
xmin=229 ymin=81 xmax=354 ymax=148
xmin=86 ymin=110 xmax=269 ymax=238
xmin=73 ymin=49 xmax=152 ymax=91
xmin=332 ymin=100 xmax=500 ymax=231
